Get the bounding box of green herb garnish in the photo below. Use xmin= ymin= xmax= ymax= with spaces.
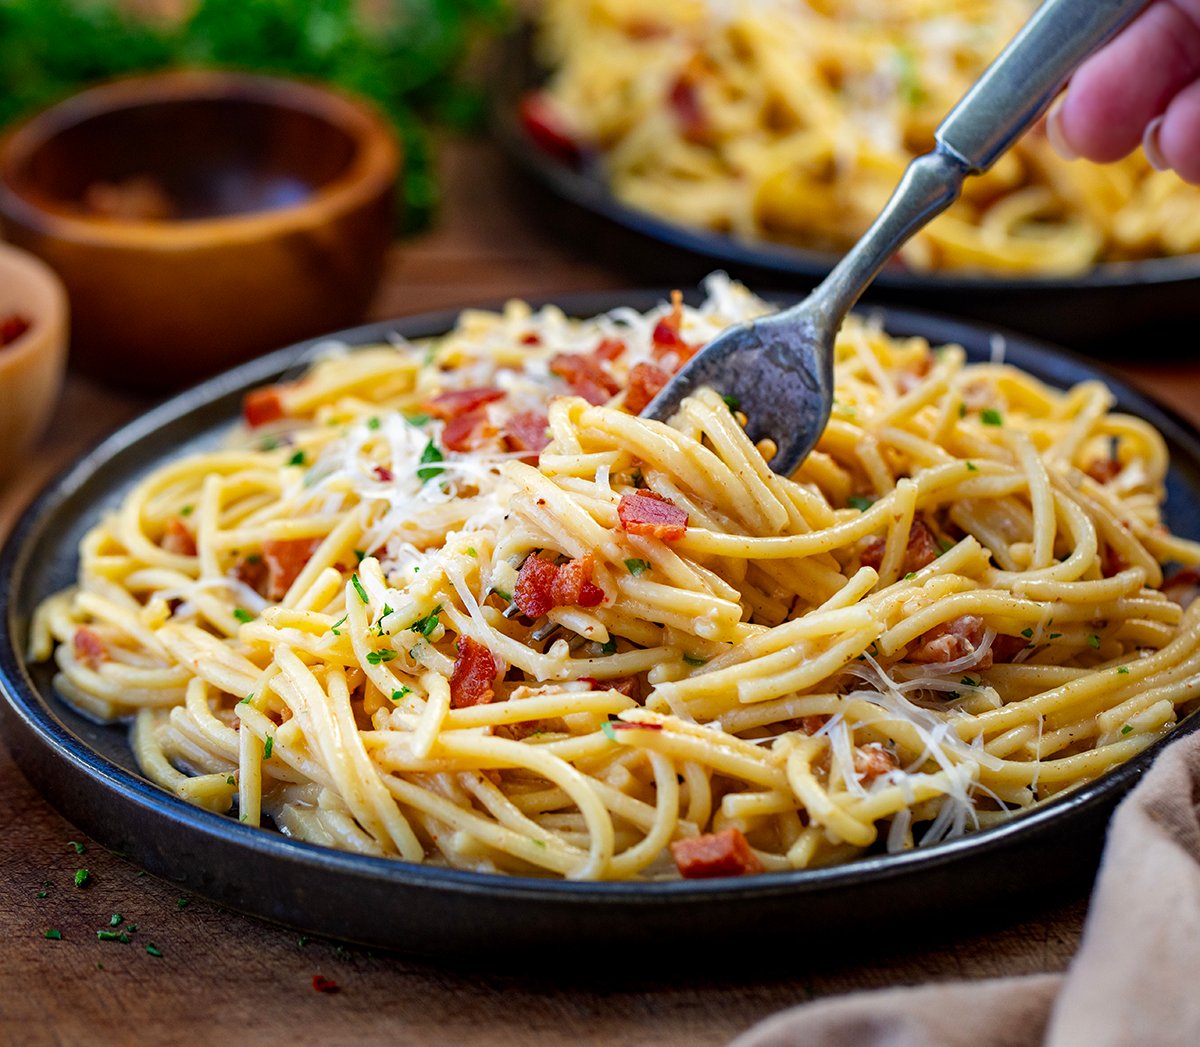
xmin=408 ymin=606 xmax=442 ymax=639
xmin=263 ymin=736 xmax=273 ymax=759
xmin=960 ymin=677 xmax=978 ymax=688
xmin=179 ymin=504 xmax=194 ymax=516
xmin=406 ymin=412 xmax=431 ymax=427
xmin=68 ymin=841 xmax=85 ymax=855
xmin=601 ymin=721 xmax=618 ymax=742
xmin=366 ymin=649 xmax=398 ymax=664
xmin=1118 ymin=666 xmax=1130 ymax=674
xmin=966 ymin=461 xmax=977 ymax=471
xmin=366 ymin=417 xmax=381 ymax=431
xmin=44 ymin=929 xmax=62 ymax=940
xmin=145 ymin=944 xmax=163 ymax=958
xmin=722 ymin=394 xmax=741 ymax=413
xmin=417 ymin=440 xmax=445 ymax=482
xmin=682 ymin=654 xmax=708 ymax=666
xmin=624 ymin=558 xmax=650 ymax=576
xmin=1121 ymin=725 xmax=1134 ymax=735
xmin=287 ymin=450 xmax=307 ymax=467
xmin=240 ymin=694 xmax=253 ymax=705
xmin=1088 ymin=634 xmax=1101 ymax=649
xmin=330 ymin=615 xmax=347 ymax=636
xmin=354 ymin=549 xmax=367 ymax=563
xmin=1020 ymin=627 xmax=1034 ymax=638
xmin=598 ymin=638 xmax=618 ymax=656
xmin=96 ymin=931 xmax=130 ymax=944
xmin=233 ymin=608 xmax=254 ymax=624
xmin=980 ymin=408 xmax=1003 ymax=427
xmin=73 ymin=869 xmax=89 ymax=888
xmin=904 ymin=572 xmax=917 ymax=580
xmin=351 ymin=575 xmax=369 ymax=604
xmin=847 ymin=495 xmax=874 ymax=512
xmin=109 ymin=914 xmax=123 ymax=927
xmin=391 ymin=687 xmax=412 ymax=702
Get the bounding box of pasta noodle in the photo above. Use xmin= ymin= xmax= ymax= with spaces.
xmin=528 ymin=0 xmax=1200 ymax=275
xmin=33 ymin=275 xmax=1200 ymax=880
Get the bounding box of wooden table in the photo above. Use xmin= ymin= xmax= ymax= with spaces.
xmin=2 ymin=137 xmax=1196 ymax=1046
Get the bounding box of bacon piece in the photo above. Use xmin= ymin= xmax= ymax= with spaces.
xmin=262 ymin=537 xmax=322 ymax=601
xmin=593 ymin=338 xmax=626 ymax=362
xmin=235 ymin=553 xmax=268 ymax=595
xmin=514 ymin=553 xmax=605 ymax=618
xmin=624 ymin=361 xmax=671 ymax=414
xmin=990 ymin=634 xmax=1028 ymax=663
xmin=441 ymin=410 xmax=496 ymax=452
xmin=670 ymin=828 xmax=763 ymax=879
xmin=650 ymin=290 xmax=699 ymax=368
xmin=800 ymin=715 xmax=828 ymax=735
xmin=618 ymin=492 xmax=688 ymax=541
xmin=1085 ymin=457 xmax=1123 ymax=484
xmin=161 ymin=517 xmax=197 ymax=557
xmin=513 ymin=554 xmax=559 ymax=618
xmin=550 ymin=351 xmax=621 ymax=405
xmin=860 ymin=518 xmax=939 ymax=575
xmin=520 ymin=332 xmax=541 ymax=345
xmin=372 ymin=465 xmax=394 ymax=483
xmin=73 ymin=626 xmax=108 ymax=669
xmin=518 ymin=91 xmax=583 ymax=165
xmin=422 ymin=386 xmax=504 ymax=421
xmin=908 ymin=615 xmax=992 ymax=666
xmin=1102 ymin=545 xmax=1130 ymax=578
xmin=450 ymin=637 xmax=498 ymax=709
xmin=503 ymin=411 xmax=551 ymax=457
xmin=242 ymin=387 xmax=287 ymax=428
xmin=854 ymin=743 xmax=898 ymax=784
xmin=0 ymin=313 xmax=31 ymax=347
xmin=550 ymin=554 xmax=604 ymax=608
xmin=311 ymin=975 xmax=339 ymax=994
xmin=1164 ymin=567 xmax=1200 ymax=610
xmin=606 ymin=676 xmax=642 ymax=702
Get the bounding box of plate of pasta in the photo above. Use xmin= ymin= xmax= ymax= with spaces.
xmin=3 ymin=275 xmax=1200 ymax=958
xmin=495 ymin=1 xmax=1200 ymax=347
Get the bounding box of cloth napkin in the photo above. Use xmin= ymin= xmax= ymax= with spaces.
xmin=730 ymin=733 xmax=1200 ymax=1047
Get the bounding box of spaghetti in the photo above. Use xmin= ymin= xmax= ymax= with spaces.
xmin=527 ymin=0 xmax=1200 ymax=275
xmin=32 ymin=275 xmax=1200 ymax=879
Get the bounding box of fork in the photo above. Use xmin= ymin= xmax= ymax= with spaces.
xmin=641 ymin=0 xmax=1150 ymax=477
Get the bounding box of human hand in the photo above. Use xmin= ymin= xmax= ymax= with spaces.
xmin=1047 ymin=0 xmax=1200 ymax=182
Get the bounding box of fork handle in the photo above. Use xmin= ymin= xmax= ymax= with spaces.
xmin=805 ymin=0 xmax=1149 ymax=326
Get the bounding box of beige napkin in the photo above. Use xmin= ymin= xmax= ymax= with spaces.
xmin=731 ymin=734 xmax=1200 ymax=1047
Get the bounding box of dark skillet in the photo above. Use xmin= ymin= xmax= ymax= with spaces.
xmin=491 ymin=29 xmax=1200 ymax=355
xmin=2 ymin=291 xmax=1199 ymax=966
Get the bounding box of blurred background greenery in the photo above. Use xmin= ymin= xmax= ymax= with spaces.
xmin=0 ymin=0 xmax=511 ymax=231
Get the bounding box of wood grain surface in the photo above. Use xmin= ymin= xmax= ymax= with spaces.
xmin=2 ymin=136 xmax=1196 ymax=1047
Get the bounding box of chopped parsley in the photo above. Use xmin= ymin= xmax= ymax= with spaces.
xmin=145 ymin=944 xmax=163 ymax=958
xmin=1049 ymin=633 xmax=1063 ymax=640
xmin=96 ymin=930 xmax=130 ymax=943
xmin=69 ymin=840 xmax=85 ymax=855
xmin=391 ymin=687 xmax=412 ymax=702
xmin=1118 ymin=666 xmax=1130 ymax=674
xmin=417 ymin=440 xmax=445 ymax=482
xmin=409 ymin=606 xmax=442 ymax=639
xmin=1088 ymin=634 xmax=1101 ymax=649
xmin=366 ymin=649 xmax=398 ymax=664
xmin=354 ymin=548 xmax=367 ymax=563
xmin=177 ymin=897 xmax=189 ymax=909
xmin=240 ymin=694 xmax=253 ymax=705
xmin=109 ymin=913 xmax=123 ymax=926
xmin=179 ymin=504 xmax=194 ymax=516
xmin=263 ymin=736 xmax=274 ymax=759
xmin=366 ymin=416 xmax=381 ymax=431
xmin=960 ymin=677 xmax=979 ymax=688
xmin=44 ymin=929 xmax=62 ymax=940
xmin=36 ymin=891 xmax=47 ymax=899
xmin=601 ymin=721 xmax=618 ymax=742
xmin=1020 ymin=627 xmax=1034 ymax=638
xmin=352 ymin=574 xmax=369 ymax=604
xmin=491 ymin=588 xmax=512 ymax=602
xmin=531 ymin=838 xmax=547 ymax=849
xmin=966 ymin=461 xmax=977 ymax=472
xmin=1121 ymin=725 xmax=1134 ymax=735
xmin=624 ymin=558 xmax=650 ymax=576
xmin=980 ymin=408 xmax=1003 ymax=427
xmin=73 ymin=869 xmax=90 ymax=888
xmin=904 ymin=572 xmax=917 ymax=580
xmin=374 ymin=605 xmax=394 ymax=636
xmin=406 ymin=412 xmax=431 ymax=427
xmin=937 ymin=539 xmax=954 ymax=555
xmin=226 ymin=775 xmax=236 ymax=786
xmin=958 ymin=402 xmax=967 ymax=418
xmin=847 ymin=495 xmax=874 ymax=512
xmin=233 ymin=608 xmax=254 ymax=624
xmin=287 ymin=450 xmax=307 ymax=467
xmin=598 ymin=638 xmax=618 ymax=656
xmin=330 ymin=615 xmax=347 ymax=636
xmin=722 ymin=394 xmax=741 ymax=413
xmin=465 ymin=547 xmax=477 ymax=557
xmin=260 ymin=436 xmax=280 ymax=451
xmin=682 ymin=654 xmax=708 ymax=666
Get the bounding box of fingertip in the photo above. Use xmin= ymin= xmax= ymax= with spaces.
xmin=1045 ymin=98 xmax=1079 ymax=162
xmin=1156 ymin=84 xmax=1200 ymax=184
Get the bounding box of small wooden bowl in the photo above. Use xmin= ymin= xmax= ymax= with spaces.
xmin=0 ymin=71 xmax=399 ymax=392
xmin=0 ymin=242 xmax=69 ymax=482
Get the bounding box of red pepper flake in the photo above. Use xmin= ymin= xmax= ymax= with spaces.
xmin=73 ymin=626 xmax=108 ymax=669
xmin=520 ymin=332 xmax=541 ymax=345
xmin=550 ymin=352 xmax=621 ymax=405
xmin=670 ymin=828 xmax=763 ymax=879
xmin=624 ymin=361 xmax=671 ymax=414
xmin=450 ymin=637 xmax=498 ymax=709
xmin=312 ymin=974 xmax=339 ymax=994
xmin=422 ymin=387 xmax=504 ymax=421
xmin=0 ymin=313 xmax=31 ymax=348
xmin=242 ymin=386 xmax=287 ymax=428
xmin=372 ymin=465 xmax=394 ymax=483
xmin=617 ymin=492 xmax=688 ymax=541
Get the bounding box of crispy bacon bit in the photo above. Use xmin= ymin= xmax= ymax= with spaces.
xmin=236 ymin=553 xmax=268 ymax=594
xmin=73 ymin=626 xmax=108 ymax=669
xmin=550 ymin=351 xmax=621 ymax=405
xmin=860 ymin=518 xmax=939 ymax=575
xmin=242 ymin=387 xmax=286 ymax=428
xmin=593 ymin=338 xmax=626 ymax=362
xmin=854 ymin=743 xmax=899 ymax=784
xmin=262 ymin=537 xmax=322 ymax=601
xmin=450 ymin=637 xmax=498 ymax=709
xmin=503 ymin=411 xmax=551 ymax=457
xmin=618 ymin=492 xmax=688 ymax=541
xmin=0 ymin=313 xmax=31 ymax=347
xmin=1102 ymin=545 xmax=1130 ymax=578
xmin=649 ymin=290 xmax=699 ymax=368
xmin=606 ymin=676 xmax=642 ymax=702
xmin=550 ymin=554 xmax=605 ymax=608
xmin=161 ymin=517 xmax=197 ymax=557
xmin=514 ymin=554 xmax=605 ymax=618
xmin=441 ymin=410 xmax=496 ymax=452
xmin=909 ymin=614 xmax=992 ymax=666
xmin=422 ymin=387 xmax=504 ymax=421
xmin=372 ymin=465 xmax=394 ymax=483
xmin=670 ymin=828 xmax=763 ymax=879
xmin=520 ymin=332 xmax=541 ymax=345
xmin=1085 ymin=458 xmax=1123 ymax=484
xmin=800 ymin=715 xmax=828 ymax=735
xmin=990 ymin=634 xmax=1028 ymax=663
xmin=513 ymin=554 xmax=559 ymax=618
xmin=518 ymin=91 xmax=583 ymax=165
xmin=1164 ymin=567 xmax=1200 ymax=610
xmin=668 ymin=74 xmax=711 ymax=144
xmin=624 ymin=361 xmax=671 ymax=414
xmin=311 ymin=974 xmax=339 ymax=994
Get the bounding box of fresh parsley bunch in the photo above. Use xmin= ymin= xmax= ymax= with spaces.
xmin=0 ymin=0 xmax=510 ymax=230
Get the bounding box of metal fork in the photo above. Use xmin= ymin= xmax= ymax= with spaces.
xmin=641 ymin=0 xmax=1149 ymax=476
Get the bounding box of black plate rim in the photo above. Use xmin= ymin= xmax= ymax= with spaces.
xmin=491 ymin=30 xmax=1200 ymax=295
xmin=3 ymin=292 xmax=1199 ymax=915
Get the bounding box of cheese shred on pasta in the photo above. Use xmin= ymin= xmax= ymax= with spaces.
xmin=33 ymin=276 xmax=1200 ymax=879
xmin=531 ymin=0 xmax=1200 ymax=274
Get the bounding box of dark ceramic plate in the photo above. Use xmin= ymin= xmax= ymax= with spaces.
xmin=492 ymin=30 xmax=1200 ymax=352
xmin=3 ymin=292 xmax=1200 ymax=963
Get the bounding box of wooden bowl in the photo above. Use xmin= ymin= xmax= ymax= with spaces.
xmin=0 ymin=242 xmax=69 ymax=483
xmin=0 ymin=70 xmax=399 ymax=392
